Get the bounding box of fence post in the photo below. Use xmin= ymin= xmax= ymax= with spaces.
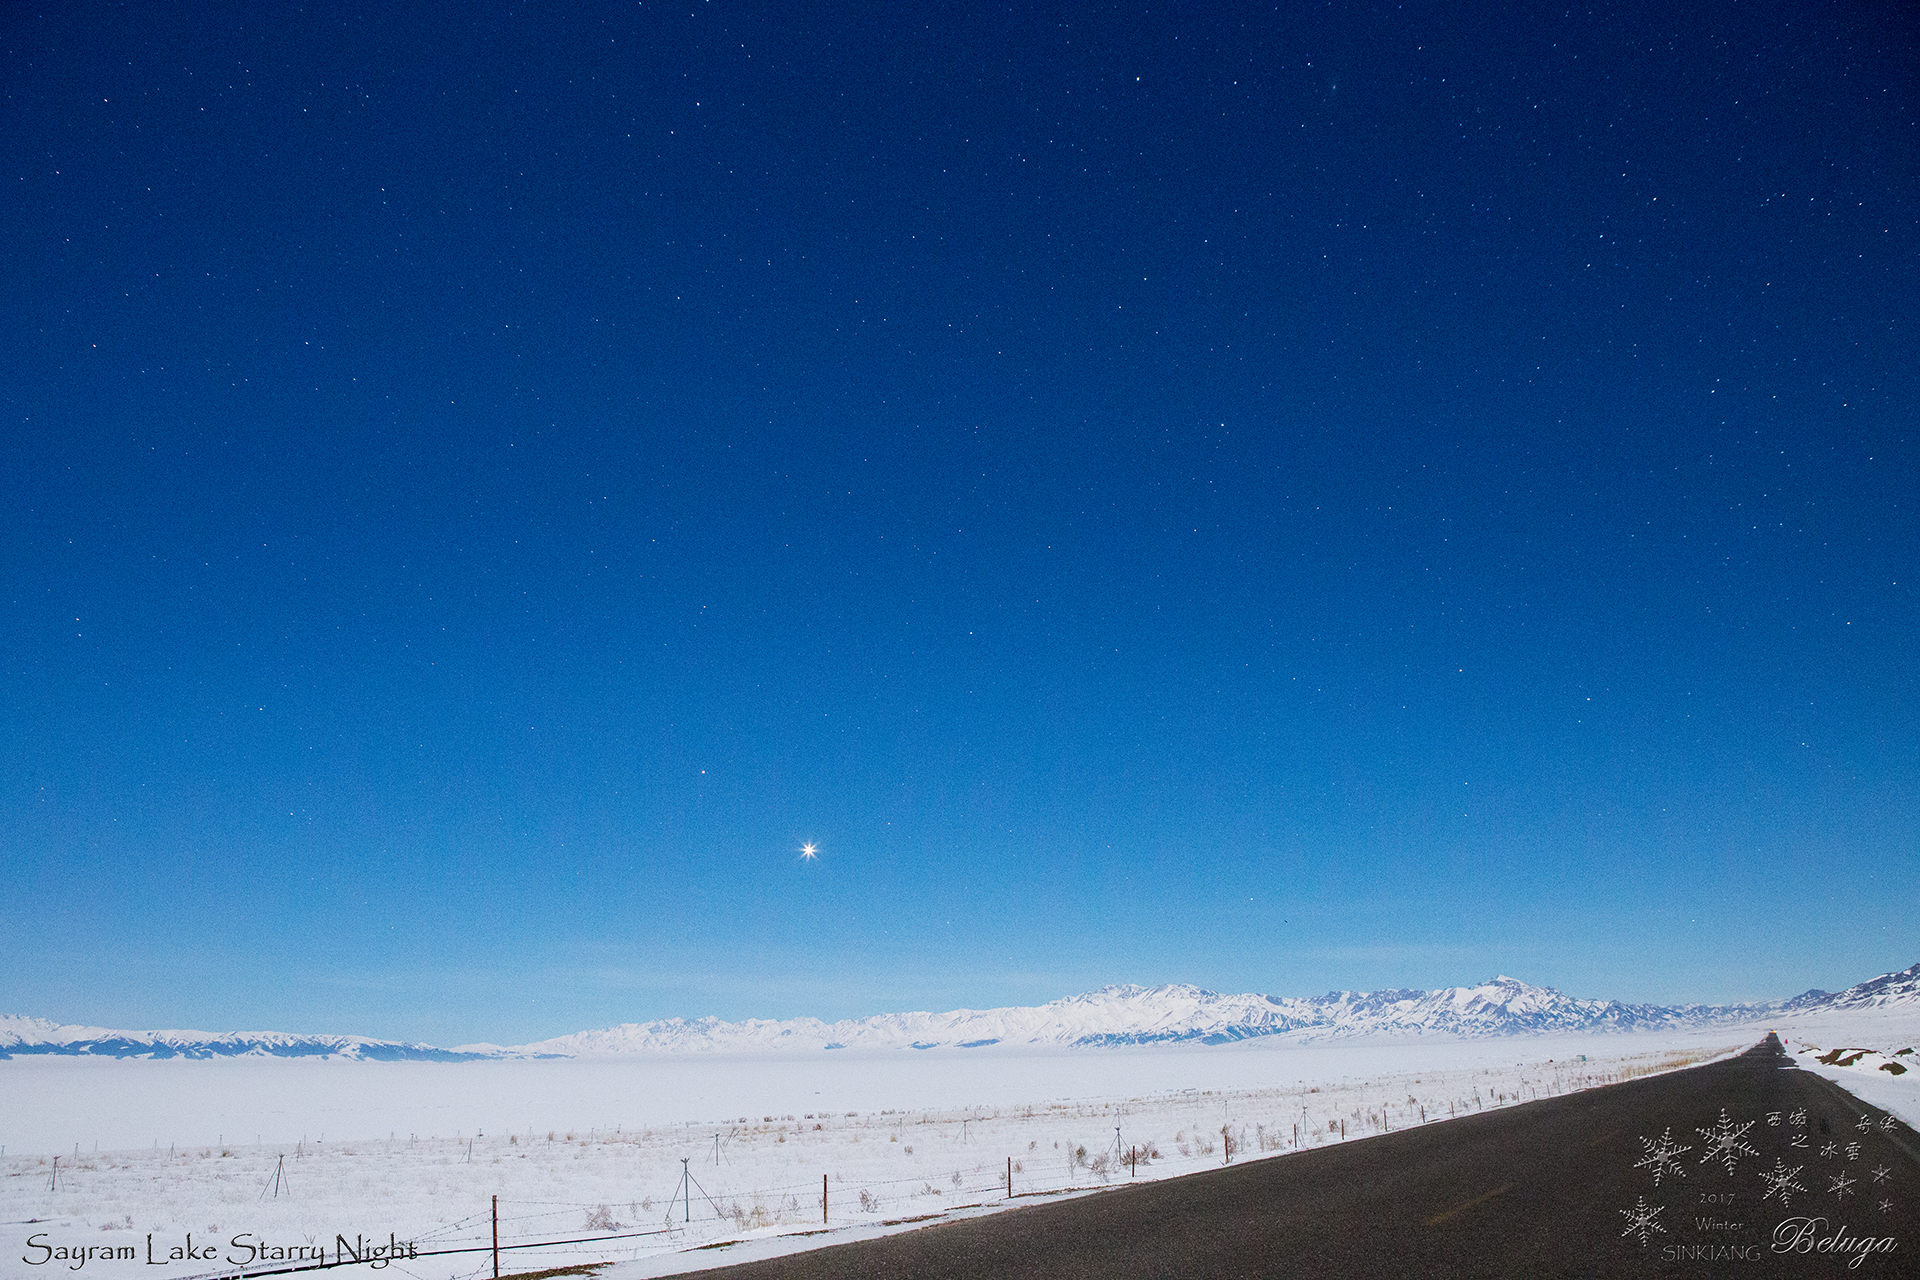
xmin=491 ymin=1194 xmax=499 ymax=1280
xmin=1006 ymin=1156 xmax=1012 ymax=1198
xmin=822 ymin=1173 xmax=828 ymax=1225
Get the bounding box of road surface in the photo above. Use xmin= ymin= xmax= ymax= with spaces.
xmin=671 ymin=1035 xmax=1916 ymax=1278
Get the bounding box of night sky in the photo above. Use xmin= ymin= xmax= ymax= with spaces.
xmin=4 ymin=1 xmax=1914 ymax=1046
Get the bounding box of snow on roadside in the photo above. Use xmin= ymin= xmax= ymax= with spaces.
xmin=1775 ymin=1004 xmax=1920 ymax=1132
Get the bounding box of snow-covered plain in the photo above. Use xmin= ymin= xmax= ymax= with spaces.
xmin=6 ymin=981 xmax=1913 ymax=1280
xmin=2 ymin=1029 xmax=1755 ymax=1279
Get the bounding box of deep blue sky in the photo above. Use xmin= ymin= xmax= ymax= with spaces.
xmin=3 ymin=1 xmax=1914 ymax=1046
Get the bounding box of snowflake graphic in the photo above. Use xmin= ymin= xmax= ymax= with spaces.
xmin=1881 ymin=1199 xmax=1894 ymax=1215
xmin=1789 ymin=1107 xmax=1808 ymax=1127
xmin=1759 ymin=1159 xmax=1808 ymax=1208
xmin=1695 ymin=1108 xmax=1760 ymax=1175
xmin=1829 ymin=1172 xmax=1856 ymax=1202
xmin=1618 ymin=1195 xmax=1667 ymax=1246
xmin=1634 ymin=1127 xmax=1692 ymax=1186
xmin=1820 ymin=1140 xmax=1840 ymax=1158
xmin=1870 ymin=1165 xmax=1892 ymax=1185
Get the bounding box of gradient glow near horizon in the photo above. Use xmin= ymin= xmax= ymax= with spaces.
xmin=1 ymin=1 xmax=1913 ymax=1047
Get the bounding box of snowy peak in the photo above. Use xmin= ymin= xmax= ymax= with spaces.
xmin=514 ymin=984 xmax=1315 ymax=1057
xmin=1808 ymin=961 xmax=1920 ymax=1010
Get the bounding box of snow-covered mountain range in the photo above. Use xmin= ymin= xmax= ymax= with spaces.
xmin=0 ymin=1016 xmax=478 ymax=1061
xmin=7 ymin=962 xmax=1915 ymax=1061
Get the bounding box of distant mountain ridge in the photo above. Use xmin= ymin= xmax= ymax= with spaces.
xmin=510 ymin=975 xmax=1780 ymax=1057
xmin=7 ymin=962 xmax=1916 ymax=1061
xmin=0 ymin=1015 xmax=483 ymax=1062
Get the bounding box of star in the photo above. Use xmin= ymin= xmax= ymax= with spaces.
xmin=799 ymin=842 xmax=818 ymax=862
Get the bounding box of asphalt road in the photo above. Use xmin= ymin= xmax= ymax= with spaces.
xmin=674 ymin=1036 xmax=1917 ymax=1278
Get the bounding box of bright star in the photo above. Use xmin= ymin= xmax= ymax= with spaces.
xmin=799 ymin=842 xmax=818 ymax=862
